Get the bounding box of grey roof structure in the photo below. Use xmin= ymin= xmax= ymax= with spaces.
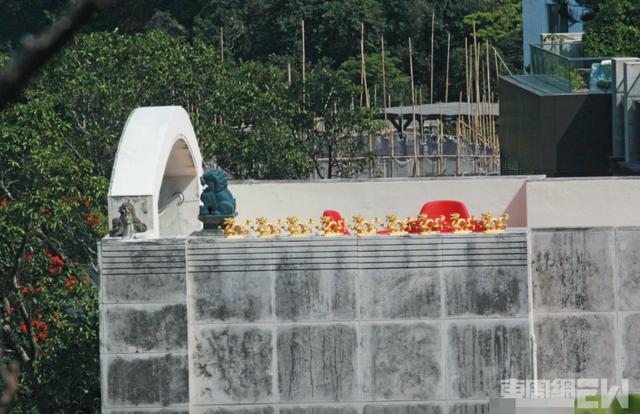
xmin=380 ymin=102 xmax=499 ymax=133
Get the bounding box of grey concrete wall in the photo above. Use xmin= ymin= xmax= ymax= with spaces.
xmin=530 ymin=227 xmax=640 ymax=392
xmin=100 ymin=239 xmax=190 ymax=414
xmin=100 ymin=227 xmax=640 ymax=413
xmin=101 ymin=232 xmax=531 ymax=414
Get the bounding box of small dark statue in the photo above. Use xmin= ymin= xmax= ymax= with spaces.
xmin=109 ymin=202 xmax=148 ymax=239
xmin=199 ymin=170 xmax=236 ymax=216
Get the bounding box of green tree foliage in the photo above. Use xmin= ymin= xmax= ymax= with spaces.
xmin=582 ymin=0 xmax=640 ymax=57
xmin=463 ymin=0 xmax=523 ymax=74
xmin=200 ymin=61 xmax=311 ymax=179
xmin=337 ymin=52 xmax=412 ymax=106
xmin=0 ymin=91 xmax=104 ymax=413
xmin=288 ymin=68 xmax=381 ymax=178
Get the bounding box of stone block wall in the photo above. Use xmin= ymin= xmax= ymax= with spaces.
xmin=100 ymin=239 xmax=190 ymax=413
xmin=530 ymin=227 xmax=640 ymax=392
xmin=99 ymin=228 xmax=640 ymax=414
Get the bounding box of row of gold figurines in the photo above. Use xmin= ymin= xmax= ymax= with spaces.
xmin=219 ymin=213 xmax=509 ymax=237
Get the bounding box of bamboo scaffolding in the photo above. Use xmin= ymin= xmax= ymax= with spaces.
xmin=409 ymin=38 xmax=419 ymax=177
xmin=381 ymin=37 xmax=388 ymax=129
xmin=457 ymin=92 xmax=462 ymax=175
xmin=430 ymin=11 xmax=435 ymax=104
xmin=361 ymin=23 xmax=369 ymax=108
xmin=445 ymin=32 xmax=450 ymax=103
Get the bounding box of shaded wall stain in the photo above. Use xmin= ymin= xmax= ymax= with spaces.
xmin=107 ymin=304 xmax=187 ymax=352
xmin=193 ymin=326 xmax=273 ymax=403
xmin=106 ymin=354 xmax=188 ymax=407
xmin=278 ymin=324 xmax=358 ymax=402
xmin=191 ymin=273 xmax=272 ymax=322
xmin=276 ymin=270 xmax=356 ymax=321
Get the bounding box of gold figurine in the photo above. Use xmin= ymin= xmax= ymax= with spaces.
xmin=316 ymin=215 xmax=346 ymax=236
xmin=219 ymin=217 xmax=251 ymax=237
xmin=481 ymin=213 xmax=509 ymax=232
xmin=249 ymin=217 xmax=284 ymax=237
xmin=282 ymin=216 xmax=315 ymax=236
xmin=415 ymin=214 xmax=445 ymax=234
xmin=450 ymin=213 xmax=477 ymax=233
xmin=383 ymin=215 xmax=411 ymax=235
xmin=348 ymin=215 xmax=381 ymax=236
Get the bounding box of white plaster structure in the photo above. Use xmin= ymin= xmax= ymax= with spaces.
xmin=108 ymin=106 xmax=203 ymax=238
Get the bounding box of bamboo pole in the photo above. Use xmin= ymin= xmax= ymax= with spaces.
xmin=438 ymin=102 xmax=443 ymax=175
xmin=420 ymin=88 xmax=424 ymax=136
xmin=445 ymin=32 xmax=450 ymax=103
xmin=302 ymin=20 xmax=306 ymax=83
xmin=220 ymin=27 xmax=224 ymax=62
xmin=485 ymin=40 xmax=492 ymax=173
xmin=430 ymin=11 xmax=435 ymax=104
xmin=381 ymin=37 xmax=388 ymax=128
xmin=457 ymin=92 xmax=462 ymax=175
xmin=361 ymin=23 xmax=369 ymax=108
xmin=414 ymin=86 xmax=419 ymax=176
xmin=465 ymin=38 xmax=470 ymax=115
xmin=409 ymin=38 xmax=418 ymax=177
xmin=473 ymin=22 xmax=480 ymax=175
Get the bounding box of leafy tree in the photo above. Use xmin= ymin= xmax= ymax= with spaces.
xmin=200 ymin=61 xmax=312 ymax=179
xmin=0 ymin=90 xmax=104 ymax=413
xmin=288 ymin=67 xmax=381 ymax=178
xmin=582 ymin=0 xmax=640 ymax=57
xmin=463 ymin=0 xmax=523 ymax=85
xmin=337 ymin=52 xmax=412 ymax=106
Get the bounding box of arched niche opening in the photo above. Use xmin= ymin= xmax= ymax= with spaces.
xmin=108 ymin=106 xmax=203 ymax=238
xmin=158 ymin=136 xmax=201 ymax=236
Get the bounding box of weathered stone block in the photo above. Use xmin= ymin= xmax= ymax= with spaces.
xmin=102 ymin=274 xmax=186 ymax=304
xmin=105 ymin=409 xmax=189 ymax=414
xmin=104 ymin=304 xmax=187 ymax=353
xmin=616 ymin=230 xmax=640 ymax=310
xmin=619 ymin=312 xmax=640 ymax=390
xmin=190 ymin=325 xmax=274 ymax=404
xmin=189 ymin=272 xmax=273 ymax=323
xmin=105 ymin=354 xmax=189 ymax=407
xmin=444 ymin=266 xmax=528 ymax=318
xmin=362 ymin=403 xmax=443 ymax=414
xmin=447 ymin=402 xmax=488 ymax=414
xmin=360 ymin=322 xmax=443 ymax=400
xmin=357 ymin=238 xmax=442 ymax=270
xmin=278 ymin=323 xmax=358 ymax=402
xmin=191 ymin=405 xmax=275 ymax=414
xmin=447 ymin=320 xmax=531 ymax=399
xmin=531 ymin=230 xmax=615 ymax=312
xmin=441 ymin=235 xmax=527 ymax=268
xmin=276 ymin=270 xmax=356 ymax=321
xmin=279 ymin=405 xmax=360 ymax=414
xmin=535 ymin=313 xmax=617 ymax=383
xmin=359 ymin=269 xmax=441 ymax=320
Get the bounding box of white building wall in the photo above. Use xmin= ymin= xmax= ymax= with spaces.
xmin=522 ymin=0 xmax=584 ymax=70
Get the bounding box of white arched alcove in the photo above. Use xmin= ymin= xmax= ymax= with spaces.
xmin=108 ymin=106 xmax=203 ymax=238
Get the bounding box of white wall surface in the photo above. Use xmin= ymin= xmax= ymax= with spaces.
xmin=526 ymin=177 xmax=640 ymax=227
xmin=229 ymin=176 xmax=535 ymax=228
xmin=228 ymin=176 xmax=640 ymax=230
xmin=522 ymin=0 xmax=584 ymax=70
